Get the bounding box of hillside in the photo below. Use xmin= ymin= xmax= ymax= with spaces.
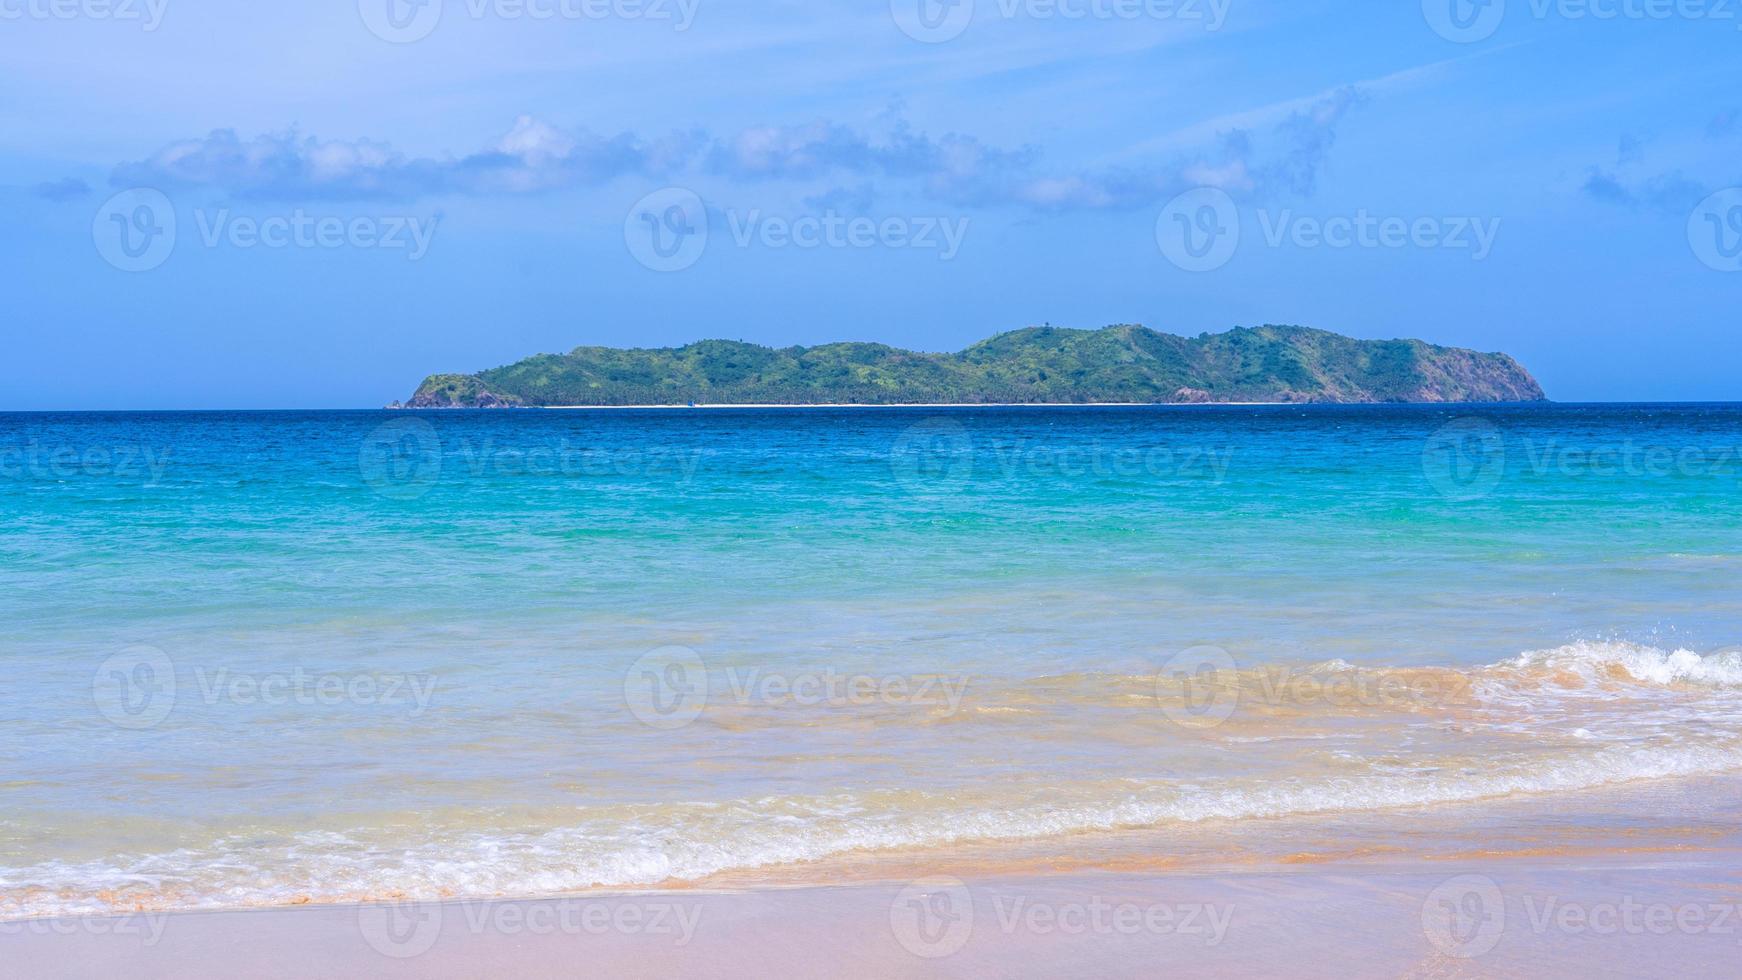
xmin=398 ymin=325 xmax=1546 ymax=407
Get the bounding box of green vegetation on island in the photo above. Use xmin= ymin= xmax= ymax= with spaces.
xmin=399 ymin=324 xmax=1546 ymax=407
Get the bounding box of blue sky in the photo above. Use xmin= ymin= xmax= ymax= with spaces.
xmin=3 ymin=0 xmax=1739 ymax=408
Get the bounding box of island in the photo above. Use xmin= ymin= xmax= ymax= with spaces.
xmin=394 ymin=324 xmax=1545 ymax=408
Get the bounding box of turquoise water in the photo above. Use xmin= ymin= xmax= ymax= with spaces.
xmin=4 ymin=405 xmax=1742 ymax=914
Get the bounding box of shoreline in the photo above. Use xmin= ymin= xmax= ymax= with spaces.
xmin=11 ymin=769 xmax=1739 ymax=924
xmin=544 ymin=401 xmax=1294 ymax=409
xmin=404 ymin=401 xmax=1300 ymax=410
xmin=8 ymin=773 xmax=1741 ymax=975
xmin=391 ymin=399 xmax=1561 ymax=410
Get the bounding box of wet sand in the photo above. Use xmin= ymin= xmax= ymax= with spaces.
xmin=8 ymin=855 xmax=1742 ymax=979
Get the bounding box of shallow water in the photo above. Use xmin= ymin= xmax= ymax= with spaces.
xmin=4 ymin=405 xmax=1742 ymax=916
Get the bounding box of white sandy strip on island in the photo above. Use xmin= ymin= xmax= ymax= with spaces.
xmin=534 ymin=401 xmax=1295 ymax=409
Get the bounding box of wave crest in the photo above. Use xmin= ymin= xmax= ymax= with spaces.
xmin=1493 ymin=640 xmax=1742 ymax=690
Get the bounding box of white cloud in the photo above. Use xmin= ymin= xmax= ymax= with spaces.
xmin=104 ymin=95 xmax=1365 ymax=213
